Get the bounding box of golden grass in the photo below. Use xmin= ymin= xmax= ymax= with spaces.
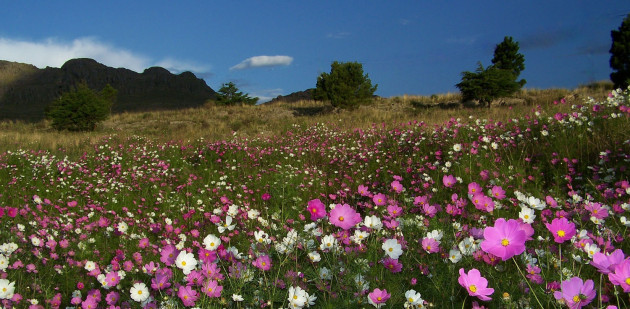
xmin=0 ymin=84 xmax=614 ymax=154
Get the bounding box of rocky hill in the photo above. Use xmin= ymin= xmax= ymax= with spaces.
xmin=266 ymin=88 xmax=314 ymax=104
xmin=0 ymin=58 xmax=216 ymax=121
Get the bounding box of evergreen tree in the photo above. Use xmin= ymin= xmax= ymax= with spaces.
xmin=491 ymin=36 xmax=526 ymax=87
xmin=215 ymin=82 xmax=258 ymax=105
xmin=47 ymin=82 xmax=116 ymax=131
xmin=314 ymin=61 xmax=377 ymax=109
xmin=456 ymin=62 xmax=520 ymax=107
xmin=610 ymin=13 xmax=630 ymax=89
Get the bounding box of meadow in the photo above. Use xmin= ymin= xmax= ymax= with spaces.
xmin=0 ymin=85 xmax=629 ymax=308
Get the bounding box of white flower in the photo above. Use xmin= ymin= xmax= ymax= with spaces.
xmin=308 ymin=251 xmax=321 ymax=263
xmin=232 ymin=294 xmax=244 ymax=302
xmin=0 ymin=255 xmax=8 ymax=271
xmin=453 ymin=143 xmax=462 ymax=152
xmin=458 ymin=237 xmax=477 ymax=255
xmin=31 ymin=237 xmax=41 ymax=247
xmin=448 ymin=249 xmax=462 ymax=263
xmin=583 ymin=243 xmax=600 ymax=258
xmin=203 ymin=234 xmax=221 ymax=251
xmin=117 ymin=221 xmax=128 ymax=234
xmin=319 ymin=267 xmax=332 ymax=280
xmin=288 ymin=286 xmax=308 ymax=308
xmin=227 ymin=205 xmax=239 ymax=217
xmin=254 ymin=230 xmax=270 ymax=244
xmin=354 ymin=274 xmax=370 ymax=291
xmin=175 ymin=251 xmax=197 ymax=275
xmin=247 ymin=209 xmax=260 ymax=219
xmin=84 ymin=260 xmax=96 ymax=272
xmin=363 ymin=215 xmax=383 ymax=230
xmin=0 ymin=279 xmax=15 ymax=299
xmin=527 ymin=196 xmax=545 ymax=210
xmin=404 ymin=289 xmax=423 ymax=307
xmin=620 ymin=216 xmax=630 ymax=227
xmin=130 ymin=282 xmax=149 ymax=302
xmin=217 ymin=216 xmax=235 ymax=233
xmin=352 ymin=230 xmax=369 ymax=244
xmin=320 ymin=234 xmax=337 ymax=251
xmin=382 ymin=238 xmax=403 ymax=259
xmin=426 ymin=229 xmax=443 ymax=241
xmin=518 ymin=207 xmax=536 ymax=224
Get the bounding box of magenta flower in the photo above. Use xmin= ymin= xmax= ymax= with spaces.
xmin=442 ymin=174 xmax=457 ymax=188
xmin=201 ymin=262 xmax=224 ymax=280
xmin=386 ymin=204 xmax=402 ymax=217
xmin=306 ymin=199 xmax=327 ymax=221
xmin=159 ymin=245 xmax=179 ymax=266
xmin=545 ymin=217 xmax=576 ymax=243
xmin=202 ymin=279 xmax=223 ymax=298
xmin=252 ymin=255 xmax=272 ymax=271
xmin=367 ymin=288 xmax=391 ymax=308
xmin=105 ymin=291 xmax=119 ymax=306
xmin=480 ymin=218 xmax=526 ymax=261
xmin=391 ymin=180 xmax=404 ymax=193
xmin=608 ymin=258 xmax=630 ymax=292
xmin=381 ymin=257 xmax=403 ymax=273
xmin=468 ymin=182 xmax=482 ymax=195
xmin=358 ymin=185 xmax=371 ymax=196
xmin=490 ymin=186 xmax=506 ymax=199
xmin=458 ymin=268 xmax=494 ymax=301
xmin=553 ymin=277 xmax=596 ymax=309
xmin=373 ymin=193 xmax=387 ymax=206
xmin=177 ymin=285 xmax=198 ymax=307
xmin=151 ymin=268 xmax=172 ymax=290
xmin=104 ymin=271 xmax=121 ymax=287
xmin=329 ymin=204 xmax=361 ymax=230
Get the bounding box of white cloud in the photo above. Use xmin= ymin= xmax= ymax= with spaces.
xmin=0 ymin=36 xmax=210 ymax=74
xmin=230 ymin=55 xmax=293 ymax=70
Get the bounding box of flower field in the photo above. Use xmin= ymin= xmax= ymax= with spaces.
xmin=0 ymin=89 xmax=629 ymax=308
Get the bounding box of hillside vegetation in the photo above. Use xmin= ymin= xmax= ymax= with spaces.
xmin=0 ymin=83 xmax=614 ymax=155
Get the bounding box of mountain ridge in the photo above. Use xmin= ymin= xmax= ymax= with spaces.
xmin=0 ymin=58 xmax=217 ymax=121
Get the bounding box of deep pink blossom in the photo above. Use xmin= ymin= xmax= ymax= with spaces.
xmin=202 ymin=280 xmax=223 ymax=298
xmin=608 ymin=258 xmax=630 ymax=292
xmin=306 ymin=199 xmax=327 ymax=221
xmin=367 ymin=288 xmax=391 ymax=308
xmin=373 ymin=193 xmax=387 ymax=206
xmin=545 ymin=217 xmax=576 ymax=243
xmin=252 ymin=255 xmax=272 ymax=271
xmin=480 ymin=218 xmax=526 ymax=261
xmin=553 ymin=277 xmax=596 ymax=309
xmin=177 ymin=285 xmax=198 ymax=307
xmin=442 ymin=175 xmax=456 ymax=188
xmin=590 ymin=249 xmax=625 ymax=274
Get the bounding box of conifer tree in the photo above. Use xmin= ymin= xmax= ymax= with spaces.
xmin=610 ymin=13 xmax=630 ymax=89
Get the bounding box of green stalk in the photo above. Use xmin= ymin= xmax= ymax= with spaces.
xmin=512 ymin=257 xmax=544 ymax=309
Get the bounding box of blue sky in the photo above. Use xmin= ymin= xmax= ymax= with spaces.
xmin=1 ymin=1 xmax=628 ymax=102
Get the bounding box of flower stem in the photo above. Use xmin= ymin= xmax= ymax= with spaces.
xmin=512 ymin=257 xmax=544 ymax=309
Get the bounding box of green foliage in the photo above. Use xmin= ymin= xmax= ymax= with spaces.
xmin=610 ymin=13 xmax=630 ymax=89
xmin=456 ymin=63 xmax=521 ymax=107
xmin=491 ymin=36 xmax=526 ymax=87
xmin=47 ymin=82 xmax=116 ymax=131
xmin=456 ymin=36 xmax=526 ymax=106
xmin=314 ymin=61 xmax=378 ymax=109
xmin=215 ymin=82 xmax=258 ymax=105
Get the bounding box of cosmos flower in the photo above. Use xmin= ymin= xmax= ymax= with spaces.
xmin=367 ymin=288 xmax=391 ymax=308
xmin=306 ymin=199 xmax=327 ymax=221
xmin=590 ymin=249 xmax=625 ymax=274
xmin=608 ymin=258 xmax=630 ymax=292
xmin=252 ymin=254 xmax=272 ymax=271
xmin=202 ymin=279 xmax=223 ymax=298
xmin=442 ymin=174 xmax=457 ymax=188
xmin=175 ymin=251 xmax=198 ymax=275
xmin=129 ymin=282 xmax=149 ymax=302
xmin=553 ymin=277 xmax=596 ymax=309
xmin=382 ymin=238 xmax=403 ymax=259
xmin=458 ymin=268 xmax=494 ymax=301
xmin=178 ymin=284 xmax=198 ymax=307
xmin=203 ymin=234 xmax=221 ymax=251
xmin=329 ymin=204 xmax=361 ymax=230
xmin=373 ymin=193 xmax=387 ymax=206
xmin=480 ymin=218 xmax=526 ymax=261
xmin=545 ymin=217 xmax=576 ymax=244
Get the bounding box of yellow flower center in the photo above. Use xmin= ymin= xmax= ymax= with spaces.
xmin=409 ymin=297 xmax=414 ymax=302
xmin=378 ymin=199 xmax=382 ymax=203
xmin=208 ymin=288 xmax=213 ymax=292
xmin=557 ymin=230 xmax=565 ymax=237
xmin=181 ymin=261 xmax=186 ymax=266
xmin=501 ymin=238 xmax=509 ymax=246
xmin=339 ymin=216 xmax=344 ymax=221
xmin=210 ymin=242 xmax=215 ymax=247
xmin=426 ymin=245 xmax=431 ymax=250
xmin=293 ymin=295 xmax=298 ymax=300
xmin=573 ymin=295 xmax=580 ymax=303
xmin=625 ymin=277 xmax=630 ymax=285
xmin=312 ymin=208 xmax=317 ymax=213
xmin=469 ymin=285 xmax=477 ymax=293
xmin=524 ymin=215 xmax=529 ymax=219
xmin=377 ymin=297 xmax=382 ymax=301
xmin=388 ymin=248 xmax=393 ymax=252
xmin=262 ymin=262 xmax=266 ymax=266
xmin=138 ymin=290 xmax=142 ymax=295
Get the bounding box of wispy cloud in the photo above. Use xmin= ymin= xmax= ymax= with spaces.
xmin=519 ymin=28 xmax=576 ymax=50
xmin=0 ymin=36 xmax=210 ymax=74
xmin=230 ymin=55 xmax=293 ymax=70
xmin=326 ymin=32 xmax=351 ymax=39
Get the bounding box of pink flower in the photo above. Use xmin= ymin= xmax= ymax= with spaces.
xmin=545 ymin=217 xmax=576 ymax=243
xmin=442 ymin=175 xmax=456 ymax=188
xmin=590 ymin=249 xmax=625 ymax=274
xmin=391 ymin=180 xmax=404 ymax=193
xmin=553 ymin=277 xmax=596 ymax=308
xmin=105 ymin=291 xmax=119 ymax=306
xmin=202 ymin=279 xmax=223 ymax=298
xmin=252 ymin=255 xmax=272 ymax=271
xmin=358 ymin=185 xmax=371 ymax=196
xmin=367 ymin=288 xmax=391 ymax=308
xmin=480 ymin=218 xmax=526 ymax=261
xmin=104 ymin=272 xmax=120 ymax=287
xmin=386 ymin=204 xmax=402 ymax=217
xmin=468 ymin=182 xmax=482 ymax=195
xmin=159 ymin=245 xmax=179 ymax=266
xmin=421 ymin=237 xmax=440 ymax=254
xmin=490 ymin=186 xmax=506 ymax=200
xmin=261 ymin=193 xmax=271 ymax=201
xmin=177 ymin=285 xmax=198 ymax=307
xmin=608 ymin=258 xmax=630 ymax=292
xmin=458 ymin=268 xmax=494 ymax=301
xmin=373 ymin=193 xmax=387 ymax=206
xmin=329 ymin=204 xmax=361 ymax=230
xmin=306 ymin=199 xmax=327 ymax=221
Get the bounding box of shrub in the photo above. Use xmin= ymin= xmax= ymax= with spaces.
xmin=215 ymin=82 xmax=258 ymax=105
xmin=47 ymin=82 xmax=116 ymax=131
xmin=610 ymin=13 xmax=630 ymax=89
xmin=314 ymin=61 xmax=377 ymax=109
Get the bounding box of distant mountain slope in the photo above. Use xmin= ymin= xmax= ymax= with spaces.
xmin=266 ymin=88 xmax=314 ymax=104
xmin=0 ymin=58 xmax=216 ymax=121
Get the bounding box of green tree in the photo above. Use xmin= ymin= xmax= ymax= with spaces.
xmin=215 ymin=82 xmax=258 ymax=105
xmin=456 ymin=62 xmax=521 ymax=107
xmin=314 ymin=61 xmax=378 ymax=109
xmin=47 ymin=82 xmax=116 ymax=131
xmin=491 ymin=36 xmax=526 ymax=87
xmin=610 ymin=13 xmax=630 ymax=89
